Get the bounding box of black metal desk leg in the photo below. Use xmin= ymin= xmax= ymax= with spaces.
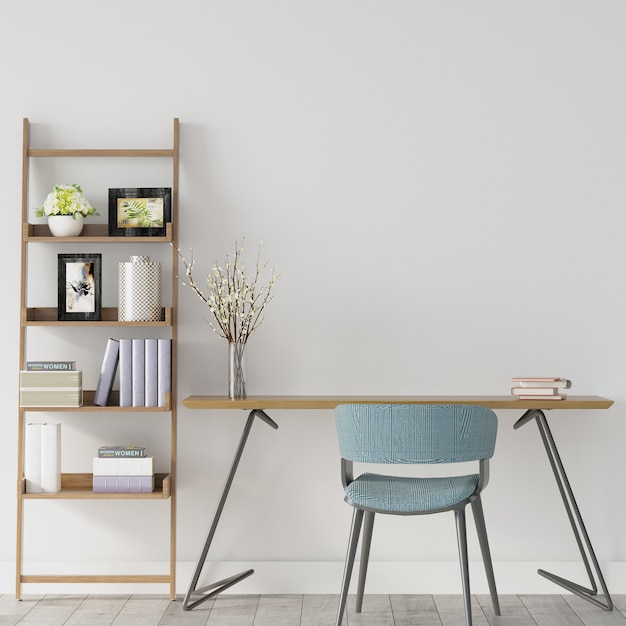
xmin=514 ymin=409 xmax=613 ymax=611
xmin=183 ymin=409 xmax=279 ymax=611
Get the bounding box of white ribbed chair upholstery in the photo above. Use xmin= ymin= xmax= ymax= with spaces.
xmin=334 ymin=404 xmax=501 ymax=626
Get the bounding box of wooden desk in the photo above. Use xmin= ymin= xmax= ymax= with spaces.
xmin=183 ymin=394 xmax=612 ymax=411
xmin=181 ymin=395 xmax=614 ymax=612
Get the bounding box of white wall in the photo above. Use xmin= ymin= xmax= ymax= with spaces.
xmin=1 ymin=0 xmax=625 ymax=596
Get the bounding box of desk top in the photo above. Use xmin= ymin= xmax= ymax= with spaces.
xmin=182 ymin=395 xmax=614 ymax=411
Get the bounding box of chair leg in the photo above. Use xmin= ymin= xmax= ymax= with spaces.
xmin=471 ymin=496 xmax=501 ymax=616
xmin=336 ymin=508 xmax=364 ymax=626
xmin=355 ymin=511 xmax=375 ymax=613
xmin=455 ymin=508 xmax=472 ymax=626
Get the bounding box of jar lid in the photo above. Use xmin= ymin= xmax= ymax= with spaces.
xmin=130 ymin=255 xmax=151 ymax=263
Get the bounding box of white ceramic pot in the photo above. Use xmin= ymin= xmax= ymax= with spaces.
xmin=47 ymin=215 xmax=84 ymax=237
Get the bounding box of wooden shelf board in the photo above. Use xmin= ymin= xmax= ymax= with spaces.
xmin=21 ymin=390 xmax=172 ymax=412
xmin=24 ymin=307 xmax=172 ymax=326
xmin=24 ymin=222 xmax=173 ymax=242
xmin=20 ymin=473 xmax=171 ymax=499
xmin=21 ymin=574 xmax=170 ymax=584
xmin=28 ymin=148 xmax=175 ymax=158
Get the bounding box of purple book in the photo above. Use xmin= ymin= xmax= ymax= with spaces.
xmin=131 ymin=339 xmax=145 ymax=407
xmin=119 ymin=339 xmax=132 ymax=407
xmin=93 ymin=475 xmax=154 ymax=493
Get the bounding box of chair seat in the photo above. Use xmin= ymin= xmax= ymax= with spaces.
xmin=345 ymin=472 xmax=480 ymax=513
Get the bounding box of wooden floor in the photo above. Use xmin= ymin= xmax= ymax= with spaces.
xmin=1 ymin=594 xmax=625 ymax=625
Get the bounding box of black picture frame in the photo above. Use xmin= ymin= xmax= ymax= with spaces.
xmin=108 ymin=187 xmax=171 ymax=237
xmin=58 ymin=253 xmax=102 ymax=321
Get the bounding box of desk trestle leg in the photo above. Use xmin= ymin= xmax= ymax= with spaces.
xmin=182 ymin=409 xmax=279 ymax=611
xmin=514 ymin=409 xmax=613 ymax=611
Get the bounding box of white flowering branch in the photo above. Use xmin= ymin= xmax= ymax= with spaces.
xmin=177 ymin=239 xmax=279 ymax=344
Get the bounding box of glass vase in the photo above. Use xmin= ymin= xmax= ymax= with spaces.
xmin=228 ymin=342 xmax=247 ymax=399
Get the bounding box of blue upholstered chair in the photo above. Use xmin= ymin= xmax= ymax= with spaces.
xmin=334 ymin=404 xmax=500 ymax=626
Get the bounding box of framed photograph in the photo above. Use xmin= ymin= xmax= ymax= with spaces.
xmin=108 ymin=187 xmax=171 ymax=237
xmin=58 ymin=253 xmax=102 ymax=321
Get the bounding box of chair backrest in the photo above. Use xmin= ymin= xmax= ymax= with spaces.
xmin=335 ymin=404 xmax=497 ymax=465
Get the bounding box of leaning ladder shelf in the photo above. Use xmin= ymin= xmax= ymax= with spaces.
xmin=16 ymin=118 xmax=179 ymax=599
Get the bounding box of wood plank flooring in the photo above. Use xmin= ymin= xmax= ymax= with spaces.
xmin=1 ymin=594 xmax=625 ymax=625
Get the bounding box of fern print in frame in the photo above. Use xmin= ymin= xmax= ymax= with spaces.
xmin=108 ymin=187 xmax=171 ymax=237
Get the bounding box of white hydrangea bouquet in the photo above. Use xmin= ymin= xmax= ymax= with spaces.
xmin=35 ymin=184 xmax=98 ymax=219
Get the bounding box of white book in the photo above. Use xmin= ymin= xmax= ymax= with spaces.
xmin=20 ymin=370 xmax=82 ymax=388
xmin=19 ymin=389 xmax=83 ymax=408
xmin=93 ymin=456 xmax=154 ymax=476
xmin=94 ymin=338 xmax=120 ymax=406
xmin=512 ymin=377 xmax=572 ymax=389
xmin=511 ymin=386 xmax=560 ymax=396
xmin=40 ymin=423 xmax=61 ymax=493
xmin=24 ymin=423 xmax=42 ymax=493
xmin=514 ymin=394 xmax=567 ymax=400
xmin=157 ymin=339 xmax=171 ymax=407
xmin=145 ymin=338 xmax=158 ymax=407
xmin=132 ymin=339 xmax=145 ymax=407
xmin=119 ymin=339 xmax=132 ymax=407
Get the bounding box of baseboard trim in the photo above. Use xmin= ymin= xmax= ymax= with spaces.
xmin=2 ymin=561 xmax=625 ymax=595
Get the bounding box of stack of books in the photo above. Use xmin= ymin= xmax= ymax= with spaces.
xmin=93 ymin=445 xmax=155 ymax=493
xmin=511 ymin=377 xmax=572 ymax=400
xmin=94 ymin=338 xmax=171 ymax=408
xmin=19 ymin=369 xmax=83 ymax=407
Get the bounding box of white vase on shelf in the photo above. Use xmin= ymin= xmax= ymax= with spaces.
xmin=47 ymin=215 xmax=84 ymax=237
xmin=118 ymin=255 xmax=162 ymax=322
